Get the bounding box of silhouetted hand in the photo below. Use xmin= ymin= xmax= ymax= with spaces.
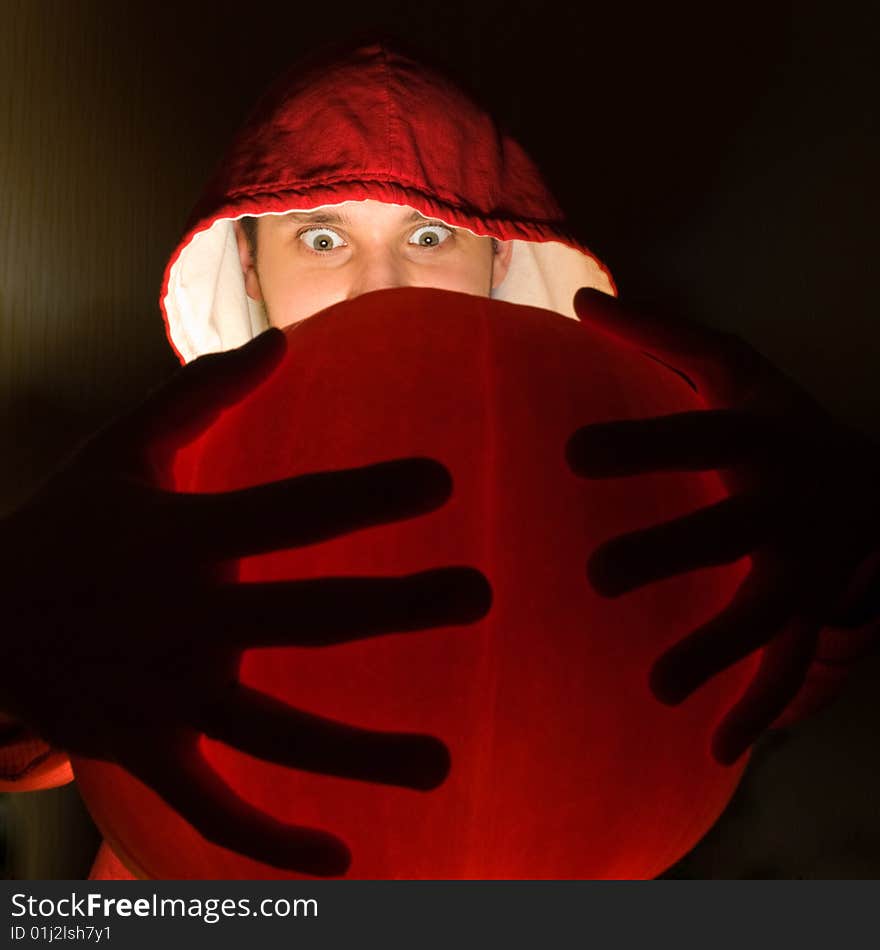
xmin=567 ymin=288 xmax=880 ymax=765
xmin=0 ymin=328 xmax=491 ymax=874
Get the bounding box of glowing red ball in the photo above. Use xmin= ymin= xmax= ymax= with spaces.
xmin=73 ymin=287 xmax=755 ymax=879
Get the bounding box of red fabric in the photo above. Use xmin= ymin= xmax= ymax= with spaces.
xmin=158 ymin=41 xmax=612 ymax=363
xmin=74 ymin=290 xmax=755 ymax=879
xmin=0 ymin=722 xmax=72 ymax=792
xmin=89 ymin=842 xmax=136 ymax=881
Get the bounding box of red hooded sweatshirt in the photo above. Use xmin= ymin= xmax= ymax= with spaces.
xmin=0 ymin=40 xmax=857 ymax=880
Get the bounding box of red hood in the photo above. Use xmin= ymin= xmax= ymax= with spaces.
xmin=161 ymin=41 xmax=615 ymax=363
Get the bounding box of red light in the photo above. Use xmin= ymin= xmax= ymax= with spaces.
xmin=73 ymin=288 xmax=754 ymax=879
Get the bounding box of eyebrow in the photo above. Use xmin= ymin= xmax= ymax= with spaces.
xmin=277 ymin=209 xmax=435 ymax=227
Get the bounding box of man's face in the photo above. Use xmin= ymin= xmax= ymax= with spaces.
xmin=233 ymin=199 xmax=513 ymax=328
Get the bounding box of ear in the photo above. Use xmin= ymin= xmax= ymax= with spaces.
xmin=491 ymin=240 xmax=514 ymax=290
xmin=233 ymin=219 xmax=264 ymax=302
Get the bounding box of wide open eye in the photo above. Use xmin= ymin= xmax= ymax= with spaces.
xmin=299 ymin=228 xmax=346 ymax=252
xmin=408 ymin=224 xmax=453 ymax=248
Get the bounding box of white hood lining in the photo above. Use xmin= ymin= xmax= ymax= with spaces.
xmin=163 ymin=211 xmax=615 ymax=364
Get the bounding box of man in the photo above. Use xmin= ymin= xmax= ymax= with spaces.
xmin=232 ymin=202 xmax=513 ymax=324
xmin=1 ymin=40 xmax=877 ymax=879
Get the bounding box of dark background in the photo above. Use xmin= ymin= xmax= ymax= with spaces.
xmin=1 ymin=0 xmax=878 ymax=878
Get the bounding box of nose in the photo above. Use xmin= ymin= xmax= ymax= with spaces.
xmin=346 ymin=251 xmax=408 ymax=299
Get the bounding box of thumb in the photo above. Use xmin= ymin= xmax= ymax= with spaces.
xmin=573 ymin=287 xmax=767 ymax=408
xmin=101 ymin=328 xmax=287 ymax=470
xmin=573 ymin=287 xmax=723 ymax=363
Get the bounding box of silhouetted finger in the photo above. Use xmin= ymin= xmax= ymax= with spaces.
xmin=111 ymin=329 xmax=287 ymax=463
xmin=197 ymin=685 xmax=450 ymax=790
xmin=160 ymin=457 xmax=454 ymax=559
xmin=123 ymin=730 xmax=350 ymax=875
xmin=587 ymin=492 xmax=776 ymax=597
xmin=207 ymin=567 xmax=492 ymax=647
xmin=567 ymin=411 xmax=798 ymax=478
xmin=649 ymin=562 xmax=798 ymax=705
xmin=710 ymin=617 xmax=818 ymax=764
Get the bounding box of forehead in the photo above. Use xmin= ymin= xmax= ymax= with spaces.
xmin=265 ymin=201 xmax=435 ymax=229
